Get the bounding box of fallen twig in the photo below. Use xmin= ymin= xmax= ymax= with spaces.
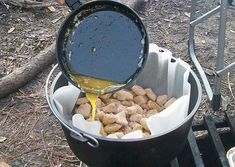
xmin=0 ymin=0 xmax=58 ymax=8
xmin=0 ymin=42 xmax=55 ymax=98
xmin=42 ymin=131 xmax=53 ymax=167
xmin=227 ymin=72 xmax=235 ymax=100
xmin=8 ymin=146 xmax=43 ymax=159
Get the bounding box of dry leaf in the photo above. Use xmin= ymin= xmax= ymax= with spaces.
xmin=7 ymin=27 xmax=15 ymax=33
xmin=0 ymin=162 xmax=11 ymax=167
xmin=163 ymin=19 xmax=174 ymax=22
xmin=51 ymin=16 xmax=62 ymax=24
xmin=184 ymin=12 xmax=190 ymax=17
xmin=54 ymin=164 xmax=62 ymax=167
xmin=20 ymin=17 xmax=27 ymax=22
xmin=221 ymin=96 xmax=231 ymax=111
xmin=56 ymin=0 xmax=65 ymax=4
xmin=0 ymin=136 xmax=7 ymax=143
xmin=202 ymin=67 xmax=214 ymax=76
xmin=16 ymin=43 xmax=25 ymax=52
xmin=48 ymin=6 xmax=56 ymax=12
xmin=230 ymin=30 xmax=235 ymax=33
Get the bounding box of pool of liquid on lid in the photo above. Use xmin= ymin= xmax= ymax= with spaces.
xmin=66 ymin=10 xmax=144 ymax=121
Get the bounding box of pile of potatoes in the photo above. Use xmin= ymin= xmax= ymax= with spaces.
xmin=74 ymin=85 xmax=176 ymax=138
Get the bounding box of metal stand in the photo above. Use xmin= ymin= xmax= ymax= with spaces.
xmin=188 ymin=0 xmax=235 ymax=111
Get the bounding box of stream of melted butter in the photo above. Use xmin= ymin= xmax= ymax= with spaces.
xmin=71 ymin=75 xmax=121 ymax=121
xmin=85 ymin=93 xmax=98 ymax=121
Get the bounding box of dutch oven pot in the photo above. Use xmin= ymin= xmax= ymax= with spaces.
xmin=50 ymin=1 xmax=202 ymax=166
xmin=46 ymin=54 xmax=202 ymax=167
xmin=56 ymin=0 xmax=149 ymax=94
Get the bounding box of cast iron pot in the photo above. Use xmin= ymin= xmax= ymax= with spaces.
xmin=56 ymin=0 xmax=149 ymax=94
xmin=46 ymin=55 xmax=202 ymax=167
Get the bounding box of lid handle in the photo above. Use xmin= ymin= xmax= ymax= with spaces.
xmin=65 ymin=0 xmax=82 ymax=10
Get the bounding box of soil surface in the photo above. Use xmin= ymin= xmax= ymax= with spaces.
xmin=0 ymin=0 xmax=234 ymax=166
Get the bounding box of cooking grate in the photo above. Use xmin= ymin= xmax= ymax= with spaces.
xmin=168 ymin=110 xmax=235 ymax=167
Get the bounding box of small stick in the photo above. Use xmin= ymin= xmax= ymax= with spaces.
xmin=227 ymin=72 xmax=235 ymax=100
xmin=42 ymin=131 xmax=53 ymax=167
xmin=0 ymin=0 xmax=58 ymax=8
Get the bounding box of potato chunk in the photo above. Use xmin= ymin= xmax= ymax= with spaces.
xmin=140 ymin=118 xmax=150 ymax=131
xmin=133 ymin=95 xmax=148 ymax=105
xmin=103 ymin=98 xmax=120 ymax=105
xmin=76 ymin=97 xmax=88 ymax=105
xmin=101 ymin=103 xmax=117 ymax=113
xmin=123 ymin=126 xmax=132 ymax=134
xmin=100 ymin=126 xmax=107 ymax=136
xmin=96 ymin=98 xmax=102 ymax=108
xmin=121 ymin=100 xmax=135 ymax=107
xmin=113 ymin=90 xmax=133 ymax=101
xmin=146 ymin=109 xmax=159 ymax=118
xmin=147 ymin=100 xmax=161 ymax=111
xmin=115 ymin=111 xmax=128 ymax=126
xmin=114 ymin=131 xmax=124 ymax=138
xmin=133 ymin=123 xmax=143 ymax=131
xmin=126 ymin=104 xmax=143 ymax=115
xmin=74 ymin=103 xmax=91 ymax=119
xmin=95 ymin=110 xmax=105 ymax=121
xmin=104 ymin=123 xmax=122 ymax=134
xmin=140 ymin=103 xmax=150 ymax=110
xmin=164 ymin=97 xmax=176 ymax=108
xmin=156 ymin=95 xmax=168 ymax=106
xmin=99 ymin=93 xmax=113 ymax=100
xmin=129 ymin=113 xmax=143 ymax=123
xmin=129 ymin=122 xmax=142 ymax=131
xmin=145 ymin=88 xmax=157 ymax=101
xmin=131 ymin=85 xmax=146 ymax=96
xmin=102 ymin=114 xmax=116 ymax=125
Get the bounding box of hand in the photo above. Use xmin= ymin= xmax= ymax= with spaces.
xmin=56 ymin=0 xmax=65 ymax=4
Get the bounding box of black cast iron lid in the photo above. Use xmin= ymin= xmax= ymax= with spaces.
xmin=58 ymin=1 xmax=148 ymax=85
xmin=66 ymin=10 xmax=145 ymax=83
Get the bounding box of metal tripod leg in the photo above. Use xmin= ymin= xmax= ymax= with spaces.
xmin=188 ymin=0 xmax=235 ymax=111
xmin=213 ymin=0 xmax=228 ymax=111
xmin=188 ymin=0 xmax=219 ymax=106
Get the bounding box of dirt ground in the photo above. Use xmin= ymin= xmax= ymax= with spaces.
xmin=0 ymin=0 xmax=235 ymax=166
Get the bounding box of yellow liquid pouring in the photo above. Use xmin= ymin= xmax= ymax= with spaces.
xmin=71 ymin=74 xmax=122 ymax=121
xmin=86 ymin=93 xmax=98 ymax=121
xmin=72 ymin=75 xmax=119 ymax=94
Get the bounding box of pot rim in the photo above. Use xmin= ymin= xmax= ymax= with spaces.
xmin=46 ymin=59 xmax=202 ymax=142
